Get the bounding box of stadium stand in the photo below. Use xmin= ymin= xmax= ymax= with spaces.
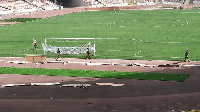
xmin=83 ymin=0 xmax=199 ymax=7
xmin=83 ymin=0 xmax=129 ymax=7
xmin=0 ymin=0 xmax=59 ymax=14
xmin=0 ymin=0 xmax=199 ymax=14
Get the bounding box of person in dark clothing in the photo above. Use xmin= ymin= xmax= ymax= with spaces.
xmin=33 ymin=40 xmax=37 ymax=49
xmin=85 ymin=48 xmax=90 ymax=60
xmin=57 ymin=48 xmax=61 ymax=58
xmin=184 ymin=48 xmax=190 ymax=62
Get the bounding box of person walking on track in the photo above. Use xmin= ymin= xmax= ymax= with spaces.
xmin=85 ymin=48 xmax=90 ymax=60
xmin=184 ymin=48 xmax=190 ymax=62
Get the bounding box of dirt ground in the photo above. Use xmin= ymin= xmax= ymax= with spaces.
xmin=0 ymin=7 xmax=200 ymax=112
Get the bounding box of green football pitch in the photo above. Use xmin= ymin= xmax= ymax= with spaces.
xmin=0 ymin=9 xmax=200 ymax=60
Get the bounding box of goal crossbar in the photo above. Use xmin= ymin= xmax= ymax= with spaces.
xmin=45 ymin=38 xmax=95 ymax=40
xmin=43 ymin=37 xmax=96 ymax=56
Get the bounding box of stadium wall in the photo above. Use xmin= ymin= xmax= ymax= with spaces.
xmin=54 ymin=0 xmax=90 ymax=7
xmin=85 ymin=6 xmax=137 ymax=11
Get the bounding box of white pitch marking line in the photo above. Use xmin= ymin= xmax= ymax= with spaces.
xmin=96 ymin=38 xmax=118 ymax=40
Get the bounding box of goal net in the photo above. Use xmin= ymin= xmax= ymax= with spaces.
xmin=41 ymin=38 xmax=96 ymax=56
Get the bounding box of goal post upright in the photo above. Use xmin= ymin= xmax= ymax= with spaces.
xmin=44 ymin=38 xmax=47 ymax=55
xmin=43 ymin=37 xmax=96 ymax=56
xmin=94 ymin=38 xmax=96 ymax=56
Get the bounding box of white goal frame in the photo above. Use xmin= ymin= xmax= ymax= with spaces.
xmin=43 ymin=37 xmax=96 ymax=56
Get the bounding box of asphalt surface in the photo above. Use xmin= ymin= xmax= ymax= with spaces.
xmin=0 ymin=58 xmax=200 ymax=112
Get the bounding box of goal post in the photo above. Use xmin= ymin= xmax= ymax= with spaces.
xmin=42 ymin=37 xmax=96 ymax=56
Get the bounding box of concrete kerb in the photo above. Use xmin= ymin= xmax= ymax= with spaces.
xmin=7 ymin=60 xmax=30 ymax=64
xmin=46 ymin=61 xmax=64 ymax=63
xmin=1 ymin=83 xmax=30 ymax=87
xmin=1 ymin=82 xmax=91 ymax=88
xmin=95 ymin=83 xmax=124 ymax=87
xmin=3 ymin=57 xmax=196 ymax=68
xmin=46 ymin=59 xmax=158 ymax=67
xmin=183 ymin=64 xmax=200 ymax=67
xmin=1 ymin=82 xmax=126 ymax=88
xmin=62 ymin=84 xmax=91 ymax=88
xmin=86 ymin=62 xmax=157 ymax=67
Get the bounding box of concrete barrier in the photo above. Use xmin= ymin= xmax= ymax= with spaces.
xmin=85 ymin=6 xmax=136 ymax=11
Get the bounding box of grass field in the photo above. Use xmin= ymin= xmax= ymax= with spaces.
xmin=0 ymin=67 xmax=189 ymax=82
xmin=0 ymin=9 xmax=200 ymax=60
